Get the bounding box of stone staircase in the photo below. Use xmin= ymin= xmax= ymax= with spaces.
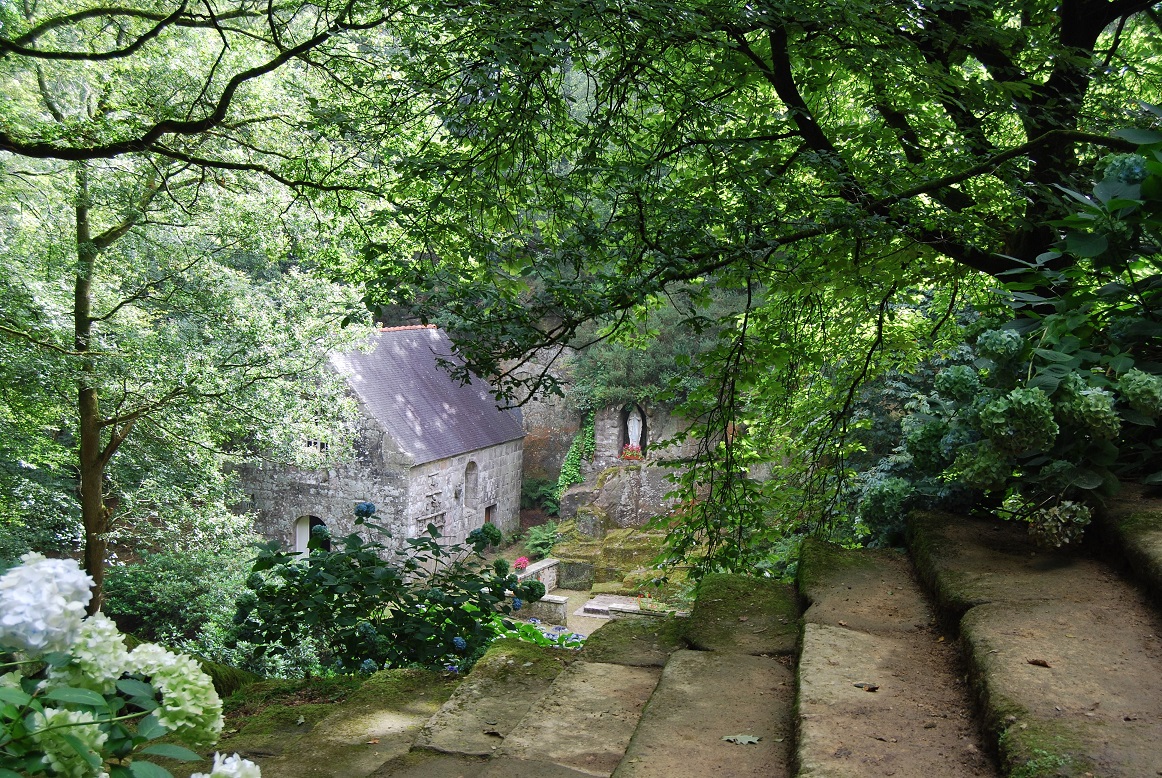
xmin=205 ymin=491 xmax=1162 ymax=778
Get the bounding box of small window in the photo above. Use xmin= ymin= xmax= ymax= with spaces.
xmin=305 ymin=439 xmax=329 ymax=453
xmin=485 ymin=504 xmax=497 ymax=524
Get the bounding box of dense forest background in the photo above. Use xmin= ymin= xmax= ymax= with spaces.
xmin=2 ymin=0 xmax=1161 ymax=619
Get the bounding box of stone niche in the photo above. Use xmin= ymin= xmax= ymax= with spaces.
xmin=557 ymin=403 xmax=694 ymax=532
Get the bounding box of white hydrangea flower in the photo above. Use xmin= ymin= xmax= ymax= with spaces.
xmin=29 ymin=707 xmax=109 ymax=778
xmin=189 ymin=752 xmax=262 ymax=778
xmin=129 ymin=643 xmax=223 ymax=745
xmin=46 ymin=613 xmax=129 ymax=693
xmin=0 ymin=553 xmax=92 ymax=654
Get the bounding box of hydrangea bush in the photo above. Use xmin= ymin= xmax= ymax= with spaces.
xmin=0 ymin=553 xmax=260 ymax=777
xmin=233 ymin=504 xmax=546 ymax=674
xmin=856 ymin=140 xmax=1162 ymax=546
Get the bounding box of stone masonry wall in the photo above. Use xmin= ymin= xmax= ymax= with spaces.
xmin=241 ymin=415 xmax=411 ymax=551
xmin=241 ymin=418 xmax=523 ymax=553
xmin=503 ymin=347 xmax=580 ymax=482
xmin=405 ymin=439 xmax=523 ymax=543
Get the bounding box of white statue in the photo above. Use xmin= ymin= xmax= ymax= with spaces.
xmin=626 ymin=407 xmax=643 ymax=448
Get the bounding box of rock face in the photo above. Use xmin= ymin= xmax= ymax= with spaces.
xmin=503 ymin=347 xmax=581 ymax=482
xmin=559 ymin=465 xmax=676 ymax=534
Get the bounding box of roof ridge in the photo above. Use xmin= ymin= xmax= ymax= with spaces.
xmin=378 ymin=324 xmax=438 ymax=332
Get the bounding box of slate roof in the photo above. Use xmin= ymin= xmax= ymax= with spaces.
xmin=329 ymin=326 xmax=524 ymax=466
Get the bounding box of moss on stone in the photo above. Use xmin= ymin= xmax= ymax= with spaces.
xmin=960 ymin=611 xmax=1092 ymax=778
xmin=796 ymin=538 xmax=879 ymax=603
xmin=686 ymin=574 xmax=799 ymax=656
xmin=591 ymin=581 xmax=629 ymax=595
xmin=345 ymin=668 xmax=457 ymax=709
xmin=577 ymin=615 xmax=687 ymax=667
xmin=199 ymin=658 xmax=260 ymax=699
xmin=223 ymin=676 xmax=365 ymax=718
xmin=905 ymin=510 xmax=985 ymax=622
xmin=471 ymin=638 xmax=572 ymax=682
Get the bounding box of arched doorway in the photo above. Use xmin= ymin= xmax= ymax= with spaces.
xmin=293 ymin=515 xmax=330 ymax=553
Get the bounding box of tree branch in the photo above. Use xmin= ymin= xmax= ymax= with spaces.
xmin=0 ymin=1 xmax=188 ymax=61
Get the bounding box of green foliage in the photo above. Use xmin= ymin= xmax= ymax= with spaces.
xmin=233 ymin=507 xmax=546 ymax=675
xmin=857 ymin=478 xmax=914 ymax=545
xmin=860 ymin=136 xmax=1162 ymax=544
xmin=555 ymin=414 xmax=595 ymax=499
xmin=1119 ymin=369 xmax=1162 ymax=416
xmin=979 ymin=388 xmax=1059 ymax=456
xmin=521 ymin=477 xmax=560 ymax=516
xmin=524 ymin=522 xmax=560 ymax=560
xmin=103 ymin=547 xmax=251 ymax=650
xmin=569 ymin=291 xmax=746 ymax=412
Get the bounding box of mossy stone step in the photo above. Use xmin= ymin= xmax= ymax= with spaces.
xmin=1098 ymin=486 xmax=1162 ymax=610
xmin=796 ymin=541 xmax=993 ymax=777
xmin=576 ymin=615 xmax=687 ymax=668
xmin=414 ymin=639 xmax=572 ymax=757
xmin=496 ymin=660 xmax=662 ymax=777
xmin=909 ymin=511 xmax=1162 ymax=777
xmin=684 ymin=573 xmax=799 ymax=656
xmin=613 ymin=650 xmax=793 ymax=778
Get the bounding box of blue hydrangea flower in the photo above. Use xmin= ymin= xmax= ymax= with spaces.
xmin=452 ymin=636 xmax=467 ymax=652
xmin=444 ymin=664 xmax=460 ymax=674
xmin=354 ymin=501 xmax=376 ymax=518
xmin=357 ymin=621 xmax=377 ymax=639
xmin=511 ymin=598 xmax=523 ymax=611
xmin=528 ymin=618 xmax=541 ymax=625
xmin=360 ymin=658 xmax=378 ymax=674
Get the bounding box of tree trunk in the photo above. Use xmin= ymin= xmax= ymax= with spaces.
xmin=74 ymin=163 xmax=107 ymax=614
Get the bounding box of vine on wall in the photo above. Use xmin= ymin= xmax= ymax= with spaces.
xmin=555 ymin=413 xmax=595 ymax=499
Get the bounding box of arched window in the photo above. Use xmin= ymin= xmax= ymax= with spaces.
xmin=294 ymin=515 xmax=330 ymax=553
xmin=464 ymin=462 xmax=479 ymax=508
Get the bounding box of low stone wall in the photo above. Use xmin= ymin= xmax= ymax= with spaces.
xmin=516 ymin=557 xmax=559 ymax=592
xmin=523 ymin=594 xmax=569 ymax=625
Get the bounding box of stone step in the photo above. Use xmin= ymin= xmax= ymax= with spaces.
xmin=909 ymin=511 xmax=1162 ymax=777
xmin=796 ymin=542 xmax=995 ymax=777
xmin=496 ymin=660 xmax=662 ymax=777
xmin=612 ymin=650 xmax=794 ymax=778
xmin=413 ymin=639 xmax=570 ymax=757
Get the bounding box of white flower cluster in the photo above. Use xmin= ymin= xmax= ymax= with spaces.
xmin=46 ymin=613 xmax=129 ymax=694
xmin=190 ymin=752 xmax=263 ymax=778
xmin=29 ymin=708 xmax=108 ymax=778
xmin=0 ymin=554 xmax=250 ymax=777
xmin=0 ymin=553 xmax=92 ymax=653
xmin=130 ymin=643 xmax=224 ymax=745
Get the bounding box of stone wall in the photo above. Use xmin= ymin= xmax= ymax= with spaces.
xmin=559 ymin=463 xmax=679 ymax=533
xmin=240 ymin=421 xmax=523 ymax=552
xmin=405 ymin=439 xmax=523 ymax=543
xmin=587 ymin=404 xmax=695 ymax=474
xmin=241 ymin=415 xmax=411 ymax=551
xmin=553 ymin=403 xmax=693 ymax=532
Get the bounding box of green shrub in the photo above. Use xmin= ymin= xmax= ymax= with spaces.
xmin=233 ymin=505 xmax=546 ymax=674
xmin=525 ymin=521 xmax=559 ymax=560
xmin=521 ymin=477 xmax=560 ymax=515
xmin=104 ymin=548 xmax=250 ymax=645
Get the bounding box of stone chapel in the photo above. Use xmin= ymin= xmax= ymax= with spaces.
xmin=241 ymin=325 xmax=525 ymax=552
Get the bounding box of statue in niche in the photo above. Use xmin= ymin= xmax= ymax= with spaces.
xmin=626 ymin=406 xmax=643 ymax=448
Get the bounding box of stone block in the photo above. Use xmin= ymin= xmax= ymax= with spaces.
xmin=557 ymin=560 xmax=595 ymax=590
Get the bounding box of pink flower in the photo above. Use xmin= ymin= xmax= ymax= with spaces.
xmin=514 ymin=556 xmax=530 ymax=571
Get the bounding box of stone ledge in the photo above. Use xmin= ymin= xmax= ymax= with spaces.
xmin=523 ymin=594 xmax=568 ymax=625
